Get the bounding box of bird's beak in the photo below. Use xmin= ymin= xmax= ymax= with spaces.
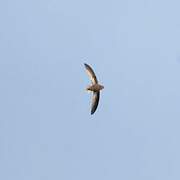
xmin=86 ymin=87 xmax=91 ymax=92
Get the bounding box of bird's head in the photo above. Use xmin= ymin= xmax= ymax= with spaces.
xmin=86 ymin=85 xmax=92 ymax=91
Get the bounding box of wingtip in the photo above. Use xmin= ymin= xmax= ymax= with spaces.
xmin=84 ymin=63 xmax=88 ymax=67
xmin=91 ymin=110 xmax=95 ymax=115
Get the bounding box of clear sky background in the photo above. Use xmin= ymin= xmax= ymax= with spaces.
xmin=0 ymin=0 xmax=180 ymax=179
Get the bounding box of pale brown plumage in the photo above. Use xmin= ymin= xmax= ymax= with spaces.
xmin=84 ymin=63 xmax=104 ymax=115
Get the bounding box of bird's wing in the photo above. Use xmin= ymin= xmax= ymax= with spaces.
xmin=91 ymin=91 xmax=100 ymax=115
xmin=84 ymin=63 xmax=98 ymax=84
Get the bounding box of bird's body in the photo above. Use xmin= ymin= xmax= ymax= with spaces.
xmin=84 ymin=63 xmax=104 ymax=115
xmin=86 ymin=84 xmax=104 ymax=92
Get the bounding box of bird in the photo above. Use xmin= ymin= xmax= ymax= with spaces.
xmin=84 ymin=63 xmax=104 ymax=115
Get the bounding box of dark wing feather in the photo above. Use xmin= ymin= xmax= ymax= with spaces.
xmin=91 ymin=92 xmax=100 ymax=115
xmin=84 ymin=63 xmax=98 ymax=84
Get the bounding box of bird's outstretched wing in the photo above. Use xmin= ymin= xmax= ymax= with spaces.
xmin=91 ymin=91 xmax=100 ymax=114
xmin=84 ymin=63 xmax=98 ymax=84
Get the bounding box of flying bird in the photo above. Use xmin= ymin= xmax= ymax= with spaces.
xmin=84 ymin=63 xmax=104 ymax=115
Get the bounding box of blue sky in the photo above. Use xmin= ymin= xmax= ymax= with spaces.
xmin=0 ymin=0 xmax=180 ymax=179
